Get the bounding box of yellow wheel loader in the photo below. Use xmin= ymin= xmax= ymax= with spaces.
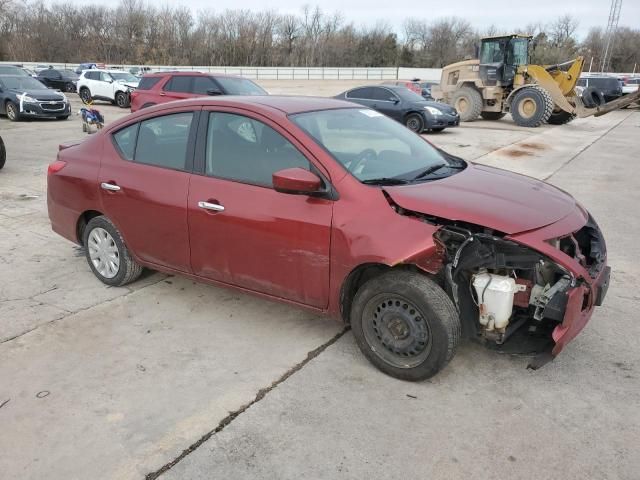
xmin=432 ymin=34 xmax=640 ymax=127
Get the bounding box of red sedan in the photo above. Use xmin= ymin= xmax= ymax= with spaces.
xmin=47 ymin=96 xmax=610 ymax=380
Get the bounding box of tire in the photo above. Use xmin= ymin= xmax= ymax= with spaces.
xmin=5 ymin=101 xmax=20 ymax=121
xmin=57 ymin=115 xmax=69 ymax=120
xmin=65 ymin=82 xmax=76 ymax=93
xmin=480 ymin=111 xmax=506 ymax=120
xmin=115 ymin=91 xmax=129 ymax=108
xmin=79 ymin=87 xmax=92 ymax=105
xmin=510 ymin=86 xmax=553 ymax=127
xmin=582 ymin=87 xmax=605 ymax=108
xmin=405 ymin=113 xmax=424 ymax=133
xmin=547 ymin=109 xmax=576 ymax=125
xmin=450 ymin=86 xmax=483 ymax=121
xmin=83 ymin=216 xmax=143 ymax=287
xmin=350 ymin=270 xmax=461 ymax=381
xmin=0 ymin=136 xmax=5 ymax=170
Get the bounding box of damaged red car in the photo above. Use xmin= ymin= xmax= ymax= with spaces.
xmin=47 ymin=96 xmax=610 ymax=381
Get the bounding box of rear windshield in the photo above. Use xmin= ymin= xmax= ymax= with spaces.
xmin=137 ymin=76 xmax=162 ymax=90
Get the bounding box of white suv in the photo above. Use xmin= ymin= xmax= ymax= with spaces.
xmin=77 ymin=69 xmax=139 ymax=108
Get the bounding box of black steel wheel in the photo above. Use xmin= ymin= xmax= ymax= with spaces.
xmin=405 ymin=113 xmax=424 ymax=133
xmin=351 ymin=270 xmax=460 ymax=381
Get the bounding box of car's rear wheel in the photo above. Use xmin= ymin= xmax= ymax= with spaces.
xmin=83 ymin=216 xmax=143 ymax=286
xmin=5 ymin=101 xmax=20 ymax=121
xmin=65 ymin=82 xmax=76 ymax=93
xmin=79 ymin=87 xmax=92 ymax=104
xmin=350 ymin=270 xmax=460 ymax=381
xmin=115 ymin=92 xmax=129 ymax=108
xmin=405 ymin=113 xmax=424 ymax=133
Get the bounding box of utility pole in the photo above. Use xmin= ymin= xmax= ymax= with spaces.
xmin=600 ymin=0 xmax=623 ymax=72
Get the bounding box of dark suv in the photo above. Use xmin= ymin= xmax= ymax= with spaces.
xmin=577 ymin=76 xmax=623 ymax=103
xmin=130 ymin=72 xmax=267 ymax=112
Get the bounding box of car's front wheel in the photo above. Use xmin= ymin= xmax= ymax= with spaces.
xmin=5 ymin=101 xmax=20 ymax=121
xmin=350 ymin=270 xmax=460 ymax=381
xmin=115 ymin=91 xmax=129 ymax=108
xmin=405 ymin=113 xmax=424 ymax=133
xmin=83 ymin=216 xmax=143 ymax=286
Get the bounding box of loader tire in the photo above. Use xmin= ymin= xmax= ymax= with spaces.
xmin=451 ymin=87 xmax=483 ymax=121
xmin=480 ymin=111 xmax=506 ymax=120
xmin=510 ymin=86 xmax=553 ymax=127
xmin=547 ymin=109 xmax=576 ymax=125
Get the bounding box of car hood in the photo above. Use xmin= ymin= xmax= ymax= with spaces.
xmin=383 ymin=163 xmax=576 ymax=234
xmin=8 ymin=88 xmax=67 ymax=101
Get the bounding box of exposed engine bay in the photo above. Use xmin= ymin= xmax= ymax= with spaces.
xmin=434 ymin=225 xmax=574 ymax=359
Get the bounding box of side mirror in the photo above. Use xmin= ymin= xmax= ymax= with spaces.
xmin=207 ymin=88 xmax=222 ymax=96
xmin=273 ymin=168 xmax=322 ymax=195
xmin=393 ymin=98 xmax=400 ymax=104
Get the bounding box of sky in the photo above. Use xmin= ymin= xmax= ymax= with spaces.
xmin=68 ymin=0 xmax=640 ymax=39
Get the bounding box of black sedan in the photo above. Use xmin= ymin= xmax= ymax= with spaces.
xmin=0 ymin=75 xmax=71 ymax=121
xmin=335 ymin=85 xmax=459 ymax=133
xmin=36 ymin=68 xmax=79 ymax=92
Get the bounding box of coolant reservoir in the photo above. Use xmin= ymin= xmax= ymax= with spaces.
xmin=472 ymin=272 xmax=525 ymax=331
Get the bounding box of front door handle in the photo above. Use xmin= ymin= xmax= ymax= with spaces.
xmin=198 ymin=201 xmax=225 ymax=212
xmin=101 ymin=182 xmax=121 ymax=192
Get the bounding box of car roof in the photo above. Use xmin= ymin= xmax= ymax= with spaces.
xmin=142 ymin=71 xmax=239 ymax=78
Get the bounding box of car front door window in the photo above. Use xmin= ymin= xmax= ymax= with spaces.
xmin=205 ymin=112 xmax=310 ymax=187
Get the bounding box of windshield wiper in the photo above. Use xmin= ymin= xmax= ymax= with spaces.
xmin=412 ymin=163 xmax=449 ymax=180
xmin=361 ymin=177 xmax=410 ymax=185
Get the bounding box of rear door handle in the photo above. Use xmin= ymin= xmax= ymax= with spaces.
xmin=101 ymin=182 xmax=121 ymax=192
xmin=198 ymin=201 xmax=225 ymax=212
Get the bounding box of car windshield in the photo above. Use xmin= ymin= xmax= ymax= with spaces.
xmin=0 ymin=76 xmax=48 ymax=90
xmin=290 ymin=108 xmax=455 ymax=183
xmin=215 ymin=77 xmax=266 ymax=95
xmin=110 ymin=72 xmax=138 ymax=82
xmin=394 ymin=88 xmax=426 ymax=102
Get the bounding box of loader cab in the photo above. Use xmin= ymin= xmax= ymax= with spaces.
xmin=479 ymin=35 xmax=531 ymax=87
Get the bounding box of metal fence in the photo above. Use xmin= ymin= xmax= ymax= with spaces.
xmin=1 ymin=62 xmax=401 ymax=80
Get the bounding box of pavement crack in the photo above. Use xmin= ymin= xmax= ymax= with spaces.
xmin=144 ymin=326 xmax=350 ymax=480
xmin=543 ymin=111 xmax=633 ymax=181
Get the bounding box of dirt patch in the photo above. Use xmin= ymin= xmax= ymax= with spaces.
xmin=519 ymin=142 xmax=547 ymax=151
xmin=501 ymin=149 xmax=534 ymax=158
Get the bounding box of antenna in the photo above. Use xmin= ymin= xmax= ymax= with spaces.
xmin=600 ymin=0 xmax=623 ymax=72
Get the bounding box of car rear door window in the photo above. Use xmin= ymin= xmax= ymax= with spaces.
xmin=346 ymin=87 xmax=374 ymax=100
xmin=371 ymin=87 xmax=398 ymax=102
xmin=113 ymin=123 xmax=139 ymax=161
xmin=137 ymin=76 xmax=161 ymax=90
xmin=205 ymin=112 xmax=309 ymax=187
xmin=164 ymin=76 xmax=192 ymax=93
xmin=135 ymin=112 xmax=194 ymax=170
xmin=192 ymin=76 xmax=216 ymax=95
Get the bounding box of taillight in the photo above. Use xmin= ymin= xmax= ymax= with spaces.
xmin=48 ymin=160 xmax=67 ymax=175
